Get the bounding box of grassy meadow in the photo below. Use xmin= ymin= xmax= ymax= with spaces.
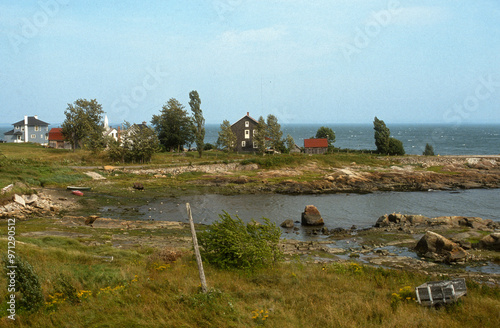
xmin=0 ymin=234 xmax=499 ymax=328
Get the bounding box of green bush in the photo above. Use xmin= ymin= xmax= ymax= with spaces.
xmin=388 ymin=137 xmax=405 ymax=156
xmin=2 ymin=256 xmax=44 ymax=312
xmin=423 ymin=143 xmax=435 ymax=156
xmin=55 ymin=274 xmax=80 ymax=304
xmin=197 ymin=211 xmax=283 ymax=270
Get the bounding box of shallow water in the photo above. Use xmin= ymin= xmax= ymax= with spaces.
xmin=128 ymin=189 xmax=500 ymax=229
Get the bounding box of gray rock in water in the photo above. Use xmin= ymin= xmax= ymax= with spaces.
xmin=415 ymin=231 xmax=469 ymax=263
xmin=301 ymin=205 xmax=324 ymax=226
xmin=280 ymin=219 xmax=295 ymax=228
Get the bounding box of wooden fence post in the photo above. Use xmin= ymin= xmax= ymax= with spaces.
xmin=186 ymin=203 xmax=208 ymax=293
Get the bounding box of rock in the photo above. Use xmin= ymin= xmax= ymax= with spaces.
xmin=375 ymin=213 xmax=429 ymax=227
xmin=85 ymin=171 xmax=106 ymax=180
xmin=13 ymin=194 xmax=26 ymax=207
xmin=1 ymin=184 xmax=14 ymax=194
xmin=103 ymin=165 xmax=115 ymax=171
xmin=301 ymin=205 xmax=324 ymax=226
xmin=280 ymin=219 xmax=295 ymax=228
xmin=133 ymin=182 xmax=144 ymax=190
xmin=23 ymin=194 xmax=38 ymax=204
xmin=415 ymin=231 xmax=469 ymax=263
xmin=479 ymin=233 xmax=500 ymax=251
xmin=85 ymin=215 xmax=99 ymax=226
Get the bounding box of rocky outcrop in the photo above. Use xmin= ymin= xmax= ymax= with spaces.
xmin=479 ymin=233 xmax=500 ymax=251
xmin=126 ymin=163 xmax=259 ymax=176
xmin=375 ymin=213 xmax=498 ymax=230
xmin=301 ymin=205 xmax=324 ymax=226
xmin=415 ymin=231 xmax=469 ymax=263
xmin=1 ymin=193 xmax=59 ymax=219
xmin=375 ymin=213 xmax=429 ymax=227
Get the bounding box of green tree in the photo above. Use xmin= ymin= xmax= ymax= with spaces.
xmin=315 ymin=126 xmax=336 ymax=146
xmin=423 ymin=143 xmax=435 ymax=156
xmin=123 ymin=122 xmax=160 ymax=163
xmin=388 ymin=137 xmax=405 ymax=155
xmin=254 ymin=116 xmax=267 ymax=154
xmin=189 ymin=90 xmax=205 ymax=158
xmin=106 ymin=122 xmax=160 ymax=163
xmin=61 ymin=98 xmax=104 ymax=151
xmin=285 ymin=134 xmax=296 ymax=153
xmin=152 ymin=98 xmax=193 ymax=152
xmin=266 ymin=114 xmax=283 ymax=152
xmin=373 ymin=117 xmax=390 ymax=154
xmin=217 ymin=120 xmax=236 ymax=152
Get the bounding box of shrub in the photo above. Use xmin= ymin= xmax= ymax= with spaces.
xmin=2 ymin=256 xmax=44 ymax=312
xmin=197 ymin=211 xmax=282 ymax=270
xmin=423 ymin=143 xmax=435 ymax=156
xmin=388 ymin=137 xmax=405 ymax=155
xmin=55 ymin=274 xmax=80 ymax=304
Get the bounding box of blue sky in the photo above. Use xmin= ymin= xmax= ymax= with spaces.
xmin=1 ymin=0 xmax=499 ymax=125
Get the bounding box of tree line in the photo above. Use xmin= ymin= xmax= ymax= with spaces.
xmin=61 ymin=94 xmax=422 ymax=163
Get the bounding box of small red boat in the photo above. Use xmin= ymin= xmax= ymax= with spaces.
xmin=72 ymin=190 xmax=84 ymax=196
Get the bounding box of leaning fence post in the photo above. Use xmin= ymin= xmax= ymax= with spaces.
xmin=186 ymin=203 xmax=208 ymax=293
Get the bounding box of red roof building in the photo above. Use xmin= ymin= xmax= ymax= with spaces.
xmin=48 ymin=128 xmax=72 ymax=149
xmin=304 ymin=138 xmax=328 ymax=154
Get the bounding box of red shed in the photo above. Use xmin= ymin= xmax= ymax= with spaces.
xmin=304 ymin=138 xmax=328 ymax=154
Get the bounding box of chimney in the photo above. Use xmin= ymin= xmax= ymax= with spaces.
xmin=247 ymin=112 xmax=249 ymax=116
xmin=24 ymin=116 xmax=28 ymax=142
xmin=142 ymin=121 xmax=147 ymax=125
xmin=34 ymin=115 xmax=38 ymax=119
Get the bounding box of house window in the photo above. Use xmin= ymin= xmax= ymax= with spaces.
xmin=244 ymin=130 xmax=250 ymax=139
xmin=253 ymin=142 xmax=258 ymax=148
xmin=15 ymin=125 xmax=20 ymax=130
xmin=253 ymin=129 xmax=256 ymax=136
xmin=17 ymin=135 xmax=22 ymax=140
xmin=31 ymin=134 xmax=36 ymax=139
xmin=245 ymin=121 xmax=249 ymax=127
xmin=241 ymin=141 xmax=246 ymax=147
xmin=35 ymin=126 xmax=40 ymax=131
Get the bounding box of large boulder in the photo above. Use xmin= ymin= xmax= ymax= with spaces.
xmin=301 ymin=205 xmax=324 ymax=226
xmin=415 ymin=231 xmax=469 ymax=263
xmin=479 ymin=233 xmax=500 ymax=251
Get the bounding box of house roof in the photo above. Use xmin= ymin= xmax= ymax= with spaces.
xmin=4 ymin=129 xmax=15 ymax=136
xmin=48 ymin=128 xmax=65 ymax=141
xmin=231 ymin=112 xmax=259 ymax=127
xmin=103 ymin=127 xmax=117 ymax=136
xmin=13 ymin=116 xmax=49 ymax=126
xmin=304 ymin=138 xmax=328 ymax=148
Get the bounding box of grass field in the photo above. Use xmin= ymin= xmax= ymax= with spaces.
xmin=0 ymin=233 xmax=498 ymax=328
